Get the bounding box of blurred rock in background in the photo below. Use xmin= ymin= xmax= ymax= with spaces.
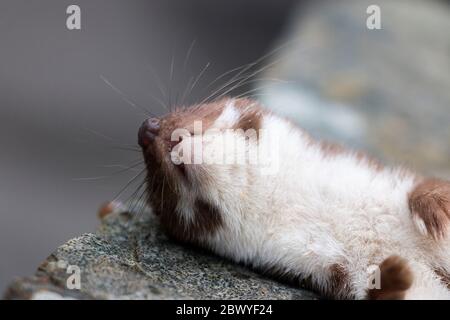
xmin=260 ymin=0 xmax=450 ymax=178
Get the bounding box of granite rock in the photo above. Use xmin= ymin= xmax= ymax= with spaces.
xmin=4 ymin=206 xmax=318 ymax=300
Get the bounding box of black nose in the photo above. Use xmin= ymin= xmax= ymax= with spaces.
xmin=138 ymin=118 xmax=160 ymax=148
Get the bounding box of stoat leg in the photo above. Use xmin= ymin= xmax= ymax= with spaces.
xmin=97 ymin=201 xmax=126 ymax=219
xmin=367 ymin=256 xmax=413 ymax=300
xmin=408 ymin=178 xmax=450 ymax=240
xmin=322 ymin=256 xmax=413 ymax=299
xmin=338 ymin=256 xmax=449 ymax=299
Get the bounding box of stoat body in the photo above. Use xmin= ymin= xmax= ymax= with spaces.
xmin=137 ymin=97 xmax=450 ymax=299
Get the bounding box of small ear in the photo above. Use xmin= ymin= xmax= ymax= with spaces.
xmin=233 ymin=108 xmax=262 ymax=135
xmin=408 ymin=178 xmax=450 ymax=240
xmin=214 ymin=100 xmax=240 ymax=128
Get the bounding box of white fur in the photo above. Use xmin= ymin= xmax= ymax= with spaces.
xmin=213 ymin=101 xmax=240 ymax=127
xmin=174 ymin=99 xmax=450 ymax=299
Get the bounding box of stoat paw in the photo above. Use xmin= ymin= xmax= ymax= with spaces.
xmin=98 ymin=201 xmax=125 ymax=219
xmin=367 ymin=255 xmax=413 ymax=300
xmin=409 ymin=178 xmax=450 ymax=240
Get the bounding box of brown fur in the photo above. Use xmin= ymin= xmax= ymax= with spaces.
xmin=260 ymin=264 xmax=355 ymax=299
xmin=159 ymin=99 xmax=226 ymax=139
xmin=328 ymin=263 xmax=352 ymax=299
xmin=140 ymin=98 xmax=424 ymax=300
xmin=434 ymin=268 xmax=450 ymax=290
xmin=159 ymin=198 xmax=223 ymax=244
xmin=144 ymin=145 xmax=223 ymax=244
xmin=233 ymin=109 xmax=263 ymax=136
xmin=367 ymin=255 xmax=413 ymax=300
xmin=232 ymin=98 xmax=264 ymax=136
xmin=408 ymin=178 xmax=450 ymax=239
xmin=142 ymin=100 xmax=230 ymax=243
xmin=97 ymin=202 xmax=115 ymax=219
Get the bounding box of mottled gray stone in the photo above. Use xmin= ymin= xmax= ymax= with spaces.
xmin=261 ymin=0 xmax=450 ymax=178
xmin=4 ymin=207 xmax=318 ymax=300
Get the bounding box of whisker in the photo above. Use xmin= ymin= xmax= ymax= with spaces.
xmin=83 ymin=128 xmax=139 ymax=149
xmin=233 ymin=93 xmax=272 ymax=101
xmin=100 ymin=75 xmax=155 ymax=117
xmin=112 ymin=168 xmax=147 ymax=203
xmin=168 ymin=54 xmax=175 ymax=108
xmin=160 ymin=177 xmax=165 ymax=214
xmin=110 ymin=146 xmax=141 ymax=152
xmin=229 ymin=82 xmax=283 ymax=100
xmin=126 ymin=185 xmax=148 ymax=227
xmin=99 ymin=160 xmax=144 ymax=172
xmin=200 ymin=61 xmax=272 ymax=103
xmin=198 ymin=69 xmax=256 ymax=105
xmin=128 ymin=181 xmax=150 ymax=222
xmin=100 ymin=164 xmax=142 ymax=170
xmin=146 ymin=91 xmax=170 ymax=113
xmin=206 ymin=57 xmax=284 ymax=103
xmin=72 ymin=176 xmax=108 ymax=181
xmin=146 ymin=64 xmax=169 ymax=107
xmin=179 ymin=39 xmax=198 ymax=106
xmin=73 ymin=161 xmax=145 ymax=182
xmin=180 ymin=75 xmax=195 ymax=107
xmin=74 ymin=137 xmax=141 ymax=153
xmin=125 ymin=179 xmax=147 ymax=206
xmin=198 ymin=41 xmax=296 ymax=105
xmin=134 ymin=189 xmax=150 ymax=221
xmin=128 ymin=180 xmax=147 ymax=209
xmin=183 ymin=39 xmax=196 ymax=71
xmin=186 ymin=62 xmax=210 ymax=104
xmin=202 ymin=64 xmax=251 ymax=94
xmin=209 ymin=77 xmax=286 ymax=102
xmin=84 ymin=127 xmax=116 ymax=142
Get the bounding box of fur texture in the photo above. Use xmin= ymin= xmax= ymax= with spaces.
xmin=139 ymin=98 xmax=450 ymax=299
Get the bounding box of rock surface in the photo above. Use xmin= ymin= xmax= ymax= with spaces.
xmin=4 ymin=206 xmax=318 ymax=300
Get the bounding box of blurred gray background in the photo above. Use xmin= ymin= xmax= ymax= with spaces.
xmin=1 ymin=0 xmax=449 ymax=294
xmin=0 ymin=0 xmax=296 ymax=292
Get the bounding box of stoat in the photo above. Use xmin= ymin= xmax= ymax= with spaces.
xmin=136 ymin=97 xmax=450 ymax=299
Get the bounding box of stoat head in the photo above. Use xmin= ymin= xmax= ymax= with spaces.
xmin=138 ymin=98 xmax=268 ymax=244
